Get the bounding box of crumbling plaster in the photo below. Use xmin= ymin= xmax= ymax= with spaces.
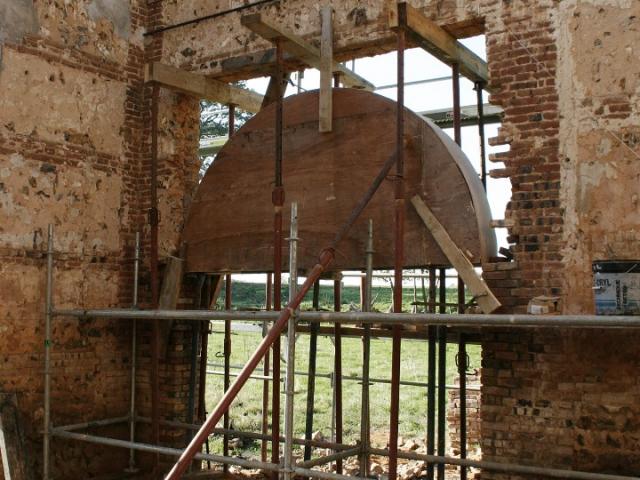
xmin=157 ymin=91 xmax=201 ymax=257
xmin=32 ymin=0 xmax=134 ymax=64
xmin=0 ymin=49 xmax=126 ymax=156
xmin=0 ymin=152 xmax=123 ymax=254
xmin=557 ymin=1 xmax=640 ymax=313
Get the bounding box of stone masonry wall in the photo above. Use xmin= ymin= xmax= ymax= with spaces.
xmin=0 ymin=0 xmax=141 ymax=476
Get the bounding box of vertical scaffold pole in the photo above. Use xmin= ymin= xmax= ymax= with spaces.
xmin=284 ymin=203 xmax=299 ymax=480
xmin=150 ymin=82 xmax=161 ymax=469
xmin=333 ymin=278 xmax=343 ymax=475
xmin=426 ymin=267 xmax=436 ymax=480
xmin=474 ymin=81 xmax=487 ymax=190
xmin=304 ymin=280 xmax=321 ymax=462
xmin=389 ymin=5 xmax=407 ymax=479
xmin=458 ymin=277 xmax=468 ymax=480
xmin=437 ymin=268 xmax=447 ymax=480
xmin=44 ymin=224 xmax=53 ymax=480
xmin=223 ymin=274 xmax=232 ymax=473
xmin=360 ymin=219 xmax=374 ymax=478
xmin=262 ymin=273 xmax=273 ymax=463
xmin=272 ymin=38 xmax=285 ymax=477
xmin=127 ymin=232 xmax=141 ymax=472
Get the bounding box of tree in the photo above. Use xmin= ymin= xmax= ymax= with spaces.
xmin=199 ymin=81 xmax=254 ymax=180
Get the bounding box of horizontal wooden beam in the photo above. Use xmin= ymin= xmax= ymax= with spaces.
xmin=241 ymin=13 xmax=374 ymax=91
xmin=389 ymin=2 xmax=492 ymax=91
xmin=145 ymin=62 xmax=264 ymax=113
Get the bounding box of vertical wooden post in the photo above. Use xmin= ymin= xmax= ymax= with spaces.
xmin=319 ymin=5 xmax=333 ymax=133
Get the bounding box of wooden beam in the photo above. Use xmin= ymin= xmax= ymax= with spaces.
xmin=158 ymin=255 xmax=184 ymax=359
xmin=261 ymin=71 xmax=291 ymax=109
xmin=319 ymin=6 xmax=333 ymax=133
xmin=145 ymin=62 xmax=264 ymax=113
xmin=389 ymin=2 xmax=491 ymax=91
xmin=411 ymin=195 xmax=501 ymax=313
xmin=241 ymin=13 xmax=374 ymax=91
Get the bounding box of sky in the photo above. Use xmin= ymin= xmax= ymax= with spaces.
xmin=223 ymin=36 xmax=511 ymax=286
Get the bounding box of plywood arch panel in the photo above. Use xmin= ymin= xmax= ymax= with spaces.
xmin=184 ymin=89 xmax=496 ymax=273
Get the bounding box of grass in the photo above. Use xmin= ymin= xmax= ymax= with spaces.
xmin=204 ymin=281 xmax=481 ymax=458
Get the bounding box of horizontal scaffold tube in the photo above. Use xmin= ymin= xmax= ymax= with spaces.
xmin=51 ymin=430 xmax=279 ymax=471
xmin=53 ymin=308 xmax=640 ymax=328
xmin=368 ymin=447 xmax=640 ymax=480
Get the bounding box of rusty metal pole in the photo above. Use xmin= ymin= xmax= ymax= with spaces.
xmin=458 ymin=277 xmax=467 ymax=480
xmin=221 ymin=104 xmax=236 ymax=473
xmin=437 ymin=268 xmax=447 ymax=480
xmin=453 ymin=63 xmax=462 ymax=146
xmin=150 ymin=82 xmax=161 ymax=468
xmin=474 ymin=81 xmax=487 ymax=190
xmin=333 ymin=278 xmax=343 ymax=475
xmin=426 ymin=267 xmax=436 ymax=480
xmin=433 ymin=63 xmax=462 ymax=480
xmin=272 ymin=38 xmax=286 ymax=477
xmin=262 ymin=273 xmax=273 ymax=463
xmin=223 ymin=274 xmax=232 ymax=473
xmin=389 ymin=8 xmax=406 ymax=480
xmin=198 ymin=276 xmax=214 ymax=469
xmin=43 ymin=225 xmax=54 ymax=480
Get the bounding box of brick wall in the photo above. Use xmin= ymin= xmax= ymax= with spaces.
xmin=448 ymin=372 xmax=482 ymax=459
xmin=0 ymin=0 xmax=203 ymax=477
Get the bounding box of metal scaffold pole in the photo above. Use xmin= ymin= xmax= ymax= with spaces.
xmin=126 ymin=232 xmax=141 ymax=472
xmin=359 ymin=219 xmax=374 ymax=478
xmin=262 ymin=272 xmax=273 ymax=463
xmin=333 ymin=276 xmax=343 ymax=475
xmin=43 ymin=224 xmax=54 ymax=480
xmin=271 ymin=38 xmax=285 ymax=478
xmin=426 ymin=267 xmax=436 ymax=480
xmin=284 ymin=202 xmax=299 ymax=480
xmin=458 ymin=277 xmax=467 ymax=480
xmin=389 ymin=6 xmax=406 ymax=478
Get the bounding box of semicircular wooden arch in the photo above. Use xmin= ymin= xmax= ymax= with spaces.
xmin=184 ymin=89 xmax=496 ymax=274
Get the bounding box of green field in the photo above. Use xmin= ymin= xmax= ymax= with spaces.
xmin=204 ymin=281 xmax=480 ymax=458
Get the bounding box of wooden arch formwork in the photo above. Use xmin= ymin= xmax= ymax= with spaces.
xmin=183 ymin=88 xmax=497 ymax=274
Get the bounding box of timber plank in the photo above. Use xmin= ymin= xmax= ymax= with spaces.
xmin=241 ymin=13 xmax=374 ymax=91
xmin=388 ymin=2 xmax=491 ymax=90
xmin=158 ymin=256 xmax=184 ymax=358
xmin=411 ymin=195 xmax=501 ymax=313
xmin=145 ymin=62 xmax=263 ymax=113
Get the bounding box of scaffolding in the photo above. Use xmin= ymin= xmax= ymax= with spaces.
xmin=43 ymin=222 xmax=640 ymax=480
xmin=40 ymin=4 xmax=640 ymax=480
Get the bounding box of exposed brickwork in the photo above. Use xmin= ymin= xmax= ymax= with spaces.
xmin=448 ymin=372 xmax=482 ymax=459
